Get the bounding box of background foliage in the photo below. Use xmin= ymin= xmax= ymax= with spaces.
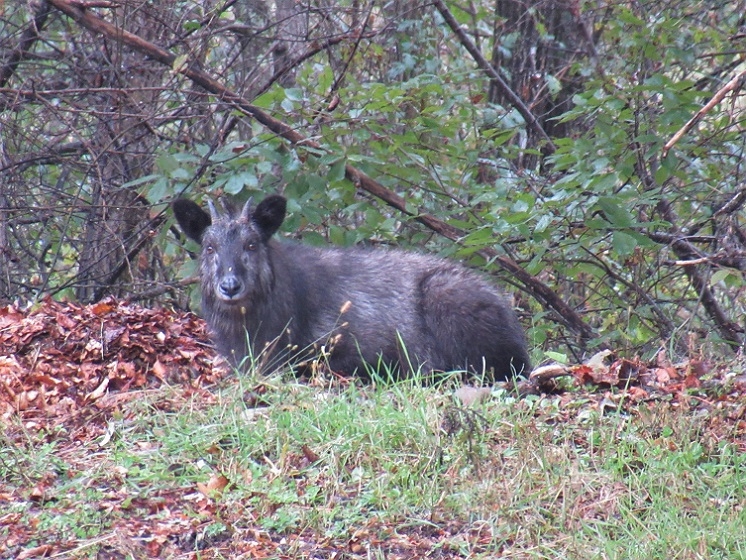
xmin=1 ymin=0 xmax=745 ymax=364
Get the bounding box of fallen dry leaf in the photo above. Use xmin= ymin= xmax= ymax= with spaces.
xmin=301 ymin=444 xmax=320 ymax=463
xmin=0 ymin=297 xmax=219 ymax=424
xmin=197 ymin=473 xmax=230 ymax=499
xmin=586 ymin=349 xmax=613 ymax=372
xmin=454 ymin=386 xmax=491 ymax=407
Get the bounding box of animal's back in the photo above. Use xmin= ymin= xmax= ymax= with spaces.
xmin=274 ymin=241 xmax=530 ymax=379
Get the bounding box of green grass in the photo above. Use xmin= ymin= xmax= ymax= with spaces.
xmin=2 ymin=372 xmax=746 ymax=558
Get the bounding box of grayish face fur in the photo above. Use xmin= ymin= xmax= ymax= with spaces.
xmin=198 ymin=200 xmax=271 ymax=307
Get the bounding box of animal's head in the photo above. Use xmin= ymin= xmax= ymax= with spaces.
xmin=173 ymin=194 xmax=287 ymax=305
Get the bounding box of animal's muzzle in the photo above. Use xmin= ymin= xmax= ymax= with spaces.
xmin=218 ymin=275 xmax=244 ymax=300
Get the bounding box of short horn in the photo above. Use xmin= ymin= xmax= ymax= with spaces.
xmin=240 ymin=197 xmax=254 ymax=222
xmin=207 ymin=199 xmax=219 ymax=222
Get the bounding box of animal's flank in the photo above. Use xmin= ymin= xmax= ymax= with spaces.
xmin=173 ymin=194 xmax=530 ymax=381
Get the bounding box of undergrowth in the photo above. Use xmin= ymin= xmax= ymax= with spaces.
xmin=2 ymin=370 xmax=746 ymax=559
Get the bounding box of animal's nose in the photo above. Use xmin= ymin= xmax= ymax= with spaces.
xmin=219 ymin=276 xmax=243 ymax=298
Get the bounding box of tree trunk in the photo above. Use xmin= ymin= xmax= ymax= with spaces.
xmin=74 ymin=1 xmax=172 ymax=301
xmin=489 ymin=0 xmax=587 ymax=169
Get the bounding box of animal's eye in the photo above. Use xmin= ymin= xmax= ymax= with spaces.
xmin=205 ymin=245 xmax=215 ymax=254
xmin=246 ymin=243 xmax=257 ymax=251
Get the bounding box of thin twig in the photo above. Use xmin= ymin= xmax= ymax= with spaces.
xmin=0 ymin=2 xmax=52 ymax=87
xmin=662 ymin=69 xmax=746 ymax=157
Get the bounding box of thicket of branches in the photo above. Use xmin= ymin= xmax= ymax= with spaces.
xmin=1 ymin=0 xmax=745 ymax=363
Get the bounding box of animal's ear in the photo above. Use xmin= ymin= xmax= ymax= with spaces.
xmin=252 ymin=195 xmax=287 ymax=240
xmin=173 ymin=198 xmax=211 ymax=244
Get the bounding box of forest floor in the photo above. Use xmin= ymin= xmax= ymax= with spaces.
xmin=2 ymin=298 xmax=746 ymax=559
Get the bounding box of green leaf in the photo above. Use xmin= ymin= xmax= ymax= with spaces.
xmin=462 ymin=227 xmax=494 ymax=247
xmin=284 ymin=88 xmax=304 ymax=101
xmin=544 ymin=351 xmax=568 ymax=364
xmin=534 ymin=213 xmax=553 ymax=233
xmin=328 ymin=159 xmax=347 ymax=183
xmin=612 ymin=230 xmax=638 ymax=256
xmin=710 ymin=268 xmax=741 ymax=287
xmin=587 ymin=172 xmax=619 ymax=193
xmin=172 ymin=54 xmax=188 ymax=73
xmin=145 ymin=177 xmax=169 ymax=204
xmin=597 ymin=197 xmax=634 ymax=228
xmin=328 ymin=225 xmax=346 ymax=246
xmin=156 ymin=153 xmax=180 ymax=174
xmin=122 ymin=174 xmax=160 ymax=189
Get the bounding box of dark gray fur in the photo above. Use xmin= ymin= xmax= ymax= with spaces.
xmin=173 ymin=194 xmax=530 ymax=380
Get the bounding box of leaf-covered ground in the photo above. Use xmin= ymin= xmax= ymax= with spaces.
xmin=2 ymin=299 xmax=746 ymax=559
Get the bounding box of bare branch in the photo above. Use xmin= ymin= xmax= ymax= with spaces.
xmin=713 ymin=184 xmax=746 ymax=218
xmin=0 ymin=2 xmax=52 ymax=87
xmin=254 ymin=27 xmax=384 ymax=99
xmin=662 ymin=69 xmax=746 ymax=157
xmin=655 ymin=199 xmax=743 ymax=348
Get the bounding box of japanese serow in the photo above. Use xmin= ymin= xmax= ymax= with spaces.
xmin=173 ymin=194 xmax=530 ymax=381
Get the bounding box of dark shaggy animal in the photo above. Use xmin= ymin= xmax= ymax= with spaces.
xmin=173 ymin=194 xmax=530 ymax=380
